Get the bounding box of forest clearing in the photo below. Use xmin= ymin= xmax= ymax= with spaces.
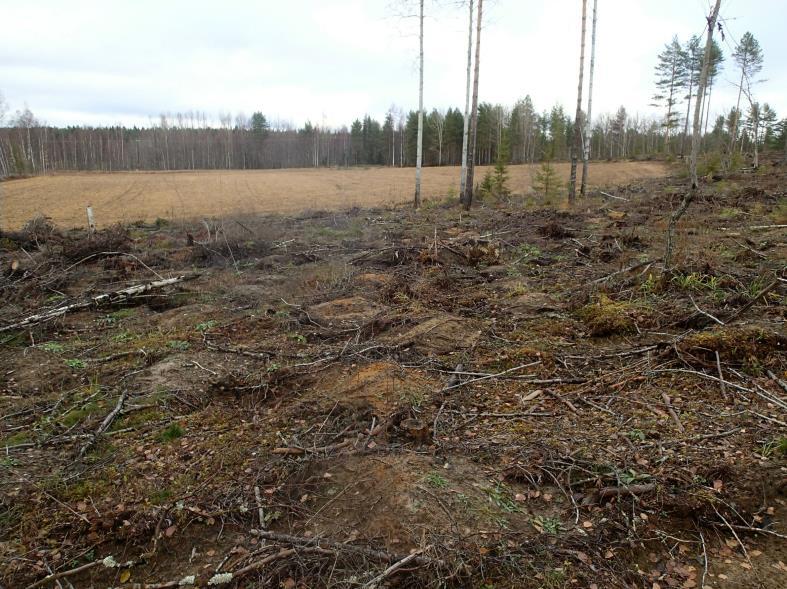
xmin=2 ymin=0 xmax=787 ymax=586
xmin=1 ymin=160 xmax=785 ymax=588
xmin=0 ymin=161 xmax=667 ymax=230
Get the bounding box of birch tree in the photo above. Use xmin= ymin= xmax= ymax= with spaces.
xmin=462 ymin=0 xmax=483 ymax=210
xmin=664 ymin=0 xmax=721 ymax=270
xmin=414 ymin=0 xmax=425 ymax=208
xmin=568 ymin=0 xmax=588 ymax=203
xmin=580 ymin=0 xmax=598 ymax=198
xmin=459 ymin=0 xmax=474 ymax=198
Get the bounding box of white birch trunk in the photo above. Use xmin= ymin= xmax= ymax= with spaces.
xmin=414 ymin=0 xmax=425 ymax=208
xmin=462 ymin=0 xmax=483 ymax=209
xmin=580 ymin=0 xmax=597 ymax=198
xmin=568 ymin=0 xmax=588 ymax=202
xmin=459 ymin=0 xmax=474 ymax=198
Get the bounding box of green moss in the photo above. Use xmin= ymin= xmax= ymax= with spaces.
xmin=577 ymin=294 xmax=645 ymax=337
xmin=61 ymin=401 xmax=100 ymax=427
xmin=2 ymin=431 xmax=32 ymax=447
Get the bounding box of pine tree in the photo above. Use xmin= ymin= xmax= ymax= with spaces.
xmin=680 ymin=35 xmax=702 ymax=156
xmin=701 ymin=39 xmax=725 ymax=137
xmin=729 ymin=32 xmax=764 ymax=157
xmin=652 ymin=37 xmax=687 ymax=153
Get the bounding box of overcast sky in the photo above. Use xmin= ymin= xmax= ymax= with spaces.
xmin=0 ymin=0 xmax=785 ymax=129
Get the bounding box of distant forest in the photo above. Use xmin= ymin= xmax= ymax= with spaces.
xmin=1 ymin=97 xmax=783 ymax=178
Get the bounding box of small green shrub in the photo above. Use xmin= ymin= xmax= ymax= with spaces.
xmin=159 ymin=423 xmax=184 ymax=442
xmin=65 ymin=359 xmax=86 ymax=370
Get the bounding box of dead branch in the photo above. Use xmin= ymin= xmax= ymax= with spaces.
xmin=363 ymin=547 xmax=431 ymax=588
xmin=79 ymin=390 xmax=129 ymax=456
xmin=598 ymin=483 xmax=656 ymax=499
xmin=249 ymin=529 xmax=442 ymax=567
xmin=661 ymin=392 xmax=685 ymax=432
xmin=589 ymin=258 xmax=659 ymax=285
xmin=725 ymin=275 xmax=781 ymax=323
xmin=0 ymin=275 xmax=197 ymax=333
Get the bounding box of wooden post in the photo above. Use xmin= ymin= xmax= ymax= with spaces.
xmin=86 ymin=206 xmax=96 ymax=234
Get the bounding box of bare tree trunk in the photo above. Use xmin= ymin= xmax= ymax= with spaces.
xmin=414 ymin=0 xmax=425 ymax=208
xmin=459 ymin=0 xmax=474 ymax=198
xmin=462 ymin=0 xmax=483 ymax=210
xmin=580 ymin=0 xmax=597 ymax=198
xmin=568 ymin=0 xmax=588 ymax=203
xmin=665 ymin=0 xmax=721 ymax=271
xmin=727 ymin=70 xmax=745 ymax=166
xmin=681 ymin=62 xmax=695 ymax=157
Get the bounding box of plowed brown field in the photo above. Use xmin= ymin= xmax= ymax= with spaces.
xmin=1 ymin=161 xmax=667 ymax=229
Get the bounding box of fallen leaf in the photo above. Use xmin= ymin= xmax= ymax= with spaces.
xmin=120 ymin=570 xmax=131 ymax=583
xmin=164 ymin=525 xmax=177 ymax=537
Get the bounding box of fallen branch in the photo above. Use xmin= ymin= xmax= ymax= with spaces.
xmin=26 ymin=556 xmax=139 ymax=589
xmin=724 ymin=276 xmax=781 ymax=323
xmin=589 ymin=259 xmax=660 ymax=285
xmin=249 ymin=529 xmax=441 ymax=567
xmin=363 ymin=547 xmax=431 ymax=588
xmin=598 ymin=483 xmax=656 ymax=499
xmin=440 ymin=361 xmax=541 ymax=392
xmin=689 ymin=294 xmax=724 ymax=326
xmin=599 ymin=191 xmax=630 ymax=201
xmin=0 ymin=275 xmax=197 ymax=333
xmin=79 ymin=390 xmax=129 ymax=456
xmin=661 ymin=392 xmax=685 ymax=432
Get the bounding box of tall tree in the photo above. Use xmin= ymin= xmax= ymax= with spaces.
xmin=665 ymin=0 xmax=721 ymax=270
xmin=652 ymin=37 xmax=687 ymax=153
xmin=462 ymin=0 xmax=483 ymax=210
xmin=414 ymin=0 xmax=425 ymax=208
xmin=700 ymin=39 xmax=724 ymax=137
xmin=460 ymin=0 xmax=474 ymax=198
xmin=729 ymin=32 xmax=764 ymax=158
xmin=680 ymin=35 xmax=702 ymax=156
xmin=568 ymin=0 xmax=588 ymax=203
xmin=580 ymin=0 xmax=598 ymax=198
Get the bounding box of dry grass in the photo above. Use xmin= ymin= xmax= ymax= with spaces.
xmin=1 ymin=161 xmax=667 ymax=229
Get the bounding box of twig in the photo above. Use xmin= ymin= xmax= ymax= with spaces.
xmin=79 ymin=390 xmax=128 ymax=456
xmin=689 ymin=294 xmax=724 ymax=326
xmin=248 ymin=529 xmax=441 ymax=567
xmin=699 ymin=528 xmax=709 ymax=589
xmin=661 ymin=392 xmax=685 ymax=432
xmin=647 ymin=369 xmax=752 ymax=393
xmin=598 ymin=483 xmax=656 ymax=499
xmin=440 ymin=361 xmax=541 ymax=392
xmin=254 ymin=486 xmax=265 ymax=531
xmin=599 ymin=191 xmax=630 ymax=201
xmin=589 ymin=259 xmax=659 ymax=285
xmin=767 ymin=370 xmax=787 ymax=394
xmin=362 ymin=547 xmax=430 ymax=588
xmin=716 ymin=351 xmax=728 ymax=400
xmin=725 ymin=276 xmax=781 ymax=323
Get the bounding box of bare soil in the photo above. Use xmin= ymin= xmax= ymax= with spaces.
xmin=0 ymin=161 xmax=785 ymax=588
xmin=0 ymin=161 xmax=668 ymax=230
